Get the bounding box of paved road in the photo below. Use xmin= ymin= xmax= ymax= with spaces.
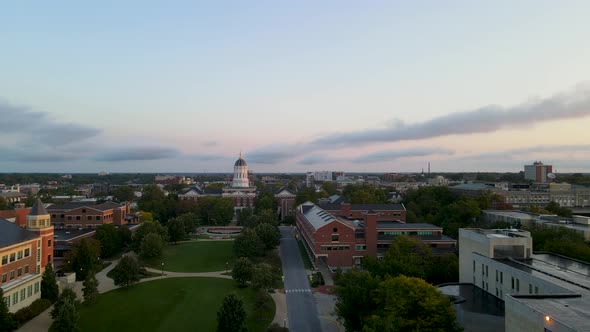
xmin=279 ymin=227 xmax=322 ymax=332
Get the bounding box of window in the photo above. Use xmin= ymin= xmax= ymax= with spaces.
xmin=1 ymin=274 xmax=6 ymax=283
xmin=17 ymin=251 xmax=23 ymax=259
xmin=13 ymin=293 xmax=18 ymax=305
xmin=51 ymin=214 xmax=56 ymax=218
xmin=3 ymin=296 xmax=9 ymax=308
xmin=88 ymin=216 xmax=92 ymax=220
xmin=485 ymin=265 xmax=488 ymax=277
xmin=481 ymin=264 xmax=484 ymax=275
xmin=516 ymin=279 xmax=520 ymax=291
xmin=76 ymin=216 xmax=81 ymax=220
xmin=60 ymin=214 xmax=64 ymax=218
xmin=67 ymin=216 xmax=72 ymax=220
xmin=82 ymin=209 xmax=86 ymax=213
xmin=48 ymin=239 xmax=52 ymax=247
xmin=17 ymin=268 xmax=22 ymax=277
xmin=473 ymin=261 xmax=476 ymax=272
xmin=24 ymin=265 xmax=29 ymax=274
xmin=331 ymin=235 xmax=339 ymax=242
xmin=10 ymin=253 xmax=16 ymax=262
xmin=1 ymin=255 xmax=7 ymax=265
xmin=34 ymin=282 xmax=39 ymax=294
xmin=20 ymin=289 xmax=25 ymax=301
xmin=511 ymin=277 xmax=514 ymax=289
xmin=96 ymin=216 xmax=101 ymax=220
xmin=500 ymin=272 xmax=503 ymax=284
xmin=27 ymin=285 xmax=32 ymax=297
xmin=535 ymin=286 xmax=539 ymax=294
xmin=24 ymin=248 xmax=30 ymax=257
xmin=496 ymin=270 xmax=498 ymax=282
xmin=10 ymin=271 xmax=15 ymax=280
xmin=48 ymin=254 xmax=52 ymax=262
xmin=332 ymin=227 xmax=338 ymax=233
xmin=355 ymin=244 xmax=366 ymax=251
xmin=529 ymin=284 xmax=532 ymax=294
xmin=37 ymin=249 xmax=41 ymax=262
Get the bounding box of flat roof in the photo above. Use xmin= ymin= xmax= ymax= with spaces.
xmin=377 ymin=222 xmax=442 ymax=230
xmin=53 ymin=228 xmax=96 ymax=241
xmin=512 ymin=296 xmax=590 ymax=331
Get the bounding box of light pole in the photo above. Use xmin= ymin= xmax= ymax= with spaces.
xmin=226 ymin=261 xmax=229 ymax=273
xmin=161 ymin=262 xmax=164 ymax=276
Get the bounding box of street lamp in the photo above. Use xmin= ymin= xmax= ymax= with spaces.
xmin=161 ymin=262 xmax=164 ymax=276
xmin=226 ymin=262 xmax=229 ymax=273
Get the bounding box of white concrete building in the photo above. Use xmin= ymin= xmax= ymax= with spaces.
xmin=459 ymin=228 xmax=590 ymax=332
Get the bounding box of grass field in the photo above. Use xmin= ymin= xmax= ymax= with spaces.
xmin=78 ymin=278 xmax=275 ymax=332
xmin=146 ymin=241 xmax=235 ymax=272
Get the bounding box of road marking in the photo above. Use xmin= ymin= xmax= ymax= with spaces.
xmin=285 ymin=289 xmax=311 ymax=293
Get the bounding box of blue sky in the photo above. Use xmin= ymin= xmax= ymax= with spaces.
xmin=1 ymin=1 xmax=590 ymax=173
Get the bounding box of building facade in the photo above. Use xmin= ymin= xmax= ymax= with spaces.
xmin=296 ymin=202 xmax=455 ymax=269
xmin=524 ymin=161 xmax=553 ymax=183
xmin=1 ymin=199 xmax=54 ymax=313
xmin=459 ymin=228 xmax=590 ymax=332
xmin=47 ymin=201 xmax=130 ymax=228
xmin=222 ymin=154 xmax=256 ymax=210
xmin=274 ymin=187 xmax=296 ymax=221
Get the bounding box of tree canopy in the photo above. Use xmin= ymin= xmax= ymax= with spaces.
xmin=216 ymin=294 xmax=248 ymax=332
xmin=41 ymin=264 xmax=59 ymax=303
xmin=111 ymin=255 xmax=141 ymax=287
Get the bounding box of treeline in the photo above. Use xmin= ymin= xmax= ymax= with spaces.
xmin=526 ymin=226 xmax=590 ymax=263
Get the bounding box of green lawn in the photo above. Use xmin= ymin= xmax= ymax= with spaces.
xmin=146 ymin=241 xmax=235 ymax=272
xmin=78 ymin=278 xmax=275 ymax=332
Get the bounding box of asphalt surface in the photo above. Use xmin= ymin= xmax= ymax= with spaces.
xmin=279 ymin=227 xmax=323 ymax=332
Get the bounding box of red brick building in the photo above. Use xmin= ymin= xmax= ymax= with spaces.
xmin=1 ymin=199 xmax=54 ymax=312
xmin=274 ymin=187 xmax=296 ymax=221
xmin=0 ymin=203 xmax=31 ymax=227
xmin=47 ymin=201 xmax=130 ymax=228
xmin=296 ymin=202 xmax=456 ymax=269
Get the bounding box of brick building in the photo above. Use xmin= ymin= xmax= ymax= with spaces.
xmin=296 ymin=202 xmax=456 ymax=269
xmin=1 ymin=199 xmax=54 ymax=312
xmin=47 ymin=201 xmax=130 ymax=228
xmin=274 ymin=187 xmax=296 ymax=221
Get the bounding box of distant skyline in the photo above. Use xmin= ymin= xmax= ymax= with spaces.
xmin=1 ymin=1 xmax=590 ymax=173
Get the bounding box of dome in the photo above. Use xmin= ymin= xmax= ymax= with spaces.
xmin=234 ymin=157 xmax=247 ymax=167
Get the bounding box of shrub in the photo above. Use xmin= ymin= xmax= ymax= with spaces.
xmin=12 ymin=298 xmax=52 ymax=327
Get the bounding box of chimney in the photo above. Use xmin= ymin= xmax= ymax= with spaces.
xmin=365 ymin=212 xmax=378 ymax=257
xmin=340 ymin=203 xmax=351 ymax=217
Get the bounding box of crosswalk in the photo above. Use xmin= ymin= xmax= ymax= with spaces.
xmin=285 ymin=288 xmax=312 ymax=294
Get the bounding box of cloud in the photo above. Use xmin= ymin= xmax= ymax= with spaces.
xmin=245 ymin=144 xmax=307 ymax=164
xmin=459 ymin=144 xmax=590 ymax=161
xmin=186 ymin=153 xmax=227 ymax=161
xmin=202 ymin=140 xmax=218 ymax=147
xmin=313 ymin=84 xmax=590 ymax=146
xmin=93 ymin=146 xmax=180 ymax=161
xmin=0 ymin=101 xmax=102 ymax=145
xmin=298 ymin=155 xmax=341 ymax=165
xmin=0 ymin=147 xmax=82 ymax=162
xmin=352 ymin=147 xmax=455 ymax=164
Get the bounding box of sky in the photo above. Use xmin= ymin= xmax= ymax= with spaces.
xmin=1 ymin=1 xmax=590 ymax=173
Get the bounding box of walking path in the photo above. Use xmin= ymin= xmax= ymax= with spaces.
xmin=18 ymin=259 xmax=284 ymax=332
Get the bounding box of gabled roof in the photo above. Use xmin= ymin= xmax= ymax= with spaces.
xmin=274 ymin=186 xmax=296 ymax=196
xmin=299 ymin=202 xmax=357 ymax=231
xmin=29 ymin=198 xmax=48 ymax=216
xmin=0 ymin=218 xmax=38 ymax=247
xmin=47 ymin=201 xmax=124 ymax=212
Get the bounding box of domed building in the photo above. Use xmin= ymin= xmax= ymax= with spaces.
xmin=222 ymin=153 xmax=256 ymax=210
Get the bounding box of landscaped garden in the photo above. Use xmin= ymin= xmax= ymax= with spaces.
xmin=145 ymin=241 xmax=235 ymax=272
xmin=78 ymin=277 xmax=275 ymax=332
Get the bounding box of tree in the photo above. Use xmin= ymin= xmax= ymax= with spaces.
xmin=118 ymin=227 xmax=132 ymax=247
xmin=335 ymin=270 xmax=380 ymax=332
xmin=0 ymin=197 xmax=9 ymax=210
xmin=50 ymin=288 xmax=80 ymax=332
xmin=216 ymin=294 xmax=248 ymax=332
xmin=82 ymin=271 xmax=99 ymax=304
xmin=210 ymin=198 xmax=235 ymax=225
xmin=251 ymin=263 xmax=280 ymax=291
xmin=233 ymin=228 xmax=264 ymax=259
xmin=255 ymin=223 xmax=280 ymax=251
xmin=364 ymin=276 xmax=461 ymax=332
xmin=41 ymin=263 xmax=59 ymax=303
xmin=131 ymin=221 xmax=168 ymax=251
xmin=232 ymin=257 xmax=254 ymax=287
xmin=0 ymin=288 xmax=16 ymax=332
xmin=139 ymin=233 xmax=164 ymax=260
xmin=364 ymin=235 xmax=433 ymax=280
xmin=72 ymin=239 xmax=100 ymax=281
xmin=111 ymin=255 xmax=141 ymax=287
xmin=321 ymin=181 xmax=338 ymax=195
xmin=175 ymin=212 xmax=199 ymax=234
xmin=237 ymin=208 xmax=254 ymax=227
xmin=167 ymin=217 xmax=187 ymax=244
xmin=94 ymin=224 xmax=121 ymax=258
xmin=255 ymin=192 xmax=277 ymax=214
xmin=112 ymin=185 xmax=135 ymax=202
